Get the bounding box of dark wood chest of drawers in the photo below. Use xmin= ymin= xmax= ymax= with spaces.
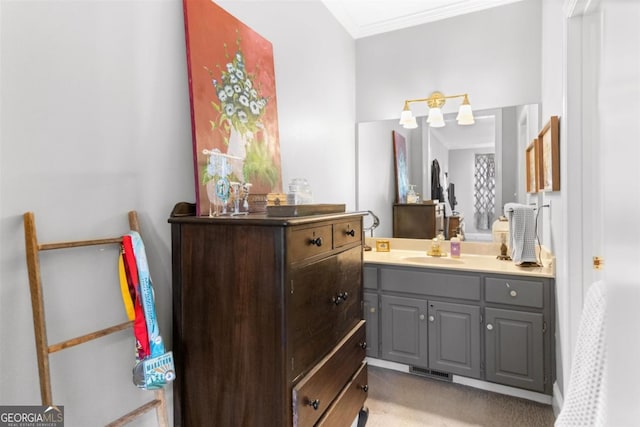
xmin=169 ymin=204 xmax=368 ymax=426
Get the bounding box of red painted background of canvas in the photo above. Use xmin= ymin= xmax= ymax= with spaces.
xmin=183 ymin=0 xmax=282 ymax=214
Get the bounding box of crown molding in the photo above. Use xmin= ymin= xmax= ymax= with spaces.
xmin=323 ymin=0 xmax=527 ymax=39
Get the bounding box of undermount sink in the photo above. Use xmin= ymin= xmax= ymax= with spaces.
xmin=402 ymin=256 xmax=464 ymax=265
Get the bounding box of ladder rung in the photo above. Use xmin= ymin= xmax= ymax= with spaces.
xmin=39 ymin=237 xmax=123 ymax=251
xmin=48 ymin=321 xmax=133 ymax=354
xmin=105 ymin=399 xmax=162 ymax=427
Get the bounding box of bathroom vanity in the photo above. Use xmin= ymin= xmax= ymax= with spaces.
xmin=169 ymin=204 xmax=368 ymax=426
xmin=362 ymin=238 xmax=555 ymax=396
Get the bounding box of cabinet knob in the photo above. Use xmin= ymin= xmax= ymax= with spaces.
xmin=428 ymin=315 xmax=435 ymax=322
xmin=309 ymin=237 xmax=323 ymax=247
xmin=359 ymin=341 xmax=367 ymax=350
xmin=510 ymin=290 xmax=518 ymax=297
xmin=345 ymin=229 xmax=356 ymax=237
xmin=332 ymin=292 xmax=349 ymax=305
xmin=308 ymin=399 xmax=320 ymax=410
xmin=419 ymin=314 xmax=425 ymax=321
xmin=486 ymin=323 xmax=494 ymax=331
xmin=360 ymin=384 xmax=369 ymax=393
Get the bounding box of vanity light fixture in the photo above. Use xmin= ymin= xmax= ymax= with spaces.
xmin=399 ymin=91 xmax=475 ymax=128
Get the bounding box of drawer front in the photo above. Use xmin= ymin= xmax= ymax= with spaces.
xmin=485 ymin=277 xmax=544 ymax=308
xmin=289 ymin=246 xmax=363 ymax=380
xmin=289 ymin=224 xmax=333 ymax=262
xmin=316 ymin=362 xmax=368 ymax=427
xmin=333 ymin=219 xmax=362 ymax=248
xmin=380 ymin=267 xmax=480 ymax=301
xmin=292 ymin=322 xmax=366 ymax=427
xmin=363 ymin=266 xmax=378 ymax=290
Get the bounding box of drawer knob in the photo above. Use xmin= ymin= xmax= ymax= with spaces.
xmin=510 ymin=290 xmax=518 ymax=297
xmin=428 ymin=315 xmax=435 ymax=322
xmin=419 ymin=314 xmax=425 ymax=321
xmin=486 ymin=323 xmax=494 ymax=331
xmin=309 ymin=237 xmax=323 ymax=247
xmin=332 ymin=292 xmax=349 ymax=305
xmin=345 ymin=229 xmax=356 ymax=237
xmin=360 ymin=384 xmax=369 ymax=393
xmin=359 ymin=341 xmax=367 ymax=350
xmin=308 ymin=399 xmax=320 ymax=410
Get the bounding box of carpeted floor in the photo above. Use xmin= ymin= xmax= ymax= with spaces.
xmin=364 ymin=366 xmax=556 ymax=427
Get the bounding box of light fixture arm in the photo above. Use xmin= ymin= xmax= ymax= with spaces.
xmin=403 ymin=92 xmax=469 ymax=110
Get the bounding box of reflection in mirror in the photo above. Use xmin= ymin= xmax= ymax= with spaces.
xmin=356 ymin=104 xmax=540 ymax=240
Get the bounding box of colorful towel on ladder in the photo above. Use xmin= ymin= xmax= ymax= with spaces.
xmin=120 ymin=231 xmax=175 ymax=390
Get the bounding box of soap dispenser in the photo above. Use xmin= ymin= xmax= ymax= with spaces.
xmin=450 ymin=236 xmax=461 ymax=258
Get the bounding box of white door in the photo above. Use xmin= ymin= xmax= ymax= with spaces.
xmin=587 ymin=1 xmax=640 ymax=424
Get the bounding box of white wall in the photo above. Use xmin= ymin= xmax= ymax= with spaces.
xmin=355 ymin=0 xmax=542 ymax=123
xmin=355 ymin=0 xmax=541 ymax=238
xmin=0 ymin=1 xmax=355 ymax=424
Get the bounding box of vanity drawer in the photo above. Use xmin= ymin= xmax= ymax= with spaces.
xmin=364 ymin=266 xmax=378 ymax=290
xmin=333 ymin=219 xmax=362 ymax=248
xmin=288 ymin=224 xmax=333 ymax=262
xmin=380 ymin=267 xmax=480 ymax=301
xmin=316 ymin=362 xmax=368 ymax=427
xmin=292 ymin=321 xmax=366 ymax=427
xmin=485 ymin=277 xmax=544 ymax=308
xmin=289 ymin=246 xmax=363 ymax=381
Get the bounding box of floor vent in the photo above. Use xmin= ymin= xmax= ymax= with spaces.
xmin=409 ymin=366 xmax=452 ymax=382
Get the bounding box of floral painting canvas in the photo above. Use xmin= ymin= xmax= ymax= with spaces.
xmin=183 ymin=0 xmax=282 ymax=216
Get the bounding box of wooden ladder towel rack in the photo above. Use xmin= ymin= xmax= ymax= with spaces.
xmin=23 ymin=211 xmax=168 ymax=427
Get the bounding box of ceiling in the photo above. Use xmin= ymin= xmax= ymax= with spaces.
xmin=322 ymin=0 xmax=525 ymax=39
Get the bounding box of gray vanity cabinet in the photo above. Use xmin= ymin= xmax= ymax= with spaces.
xmin=368 ymin=264 xmax=555 ymax=395
xmin=363 ymin=292 xmax=379 ymax=358
xmin=363 ymin=266 xmax=379 ymax=358
xmin=484 ymin=275 xmax=550 ymax=393
xmin=485 ymin=308 xmax=544 ymax=391
xmin=381 ymin=295 xmax=428 ymax=367
xmin=428 ymin=301 xmax=481 ymax=379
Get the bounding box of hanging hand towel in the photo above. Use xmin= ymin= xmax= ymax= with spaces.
xmin=504 ymin=203 xmax=537 ymax=265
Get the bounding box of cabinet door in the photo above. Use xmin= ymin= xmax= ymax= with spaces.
xmin=428 ymin=301 xmax=481 ymax=378
xmin=485 ymin=308 xmax=544 ymax=392
xmin=381 ymin=295 xmax=428 ymax=367
xmin=363 ymin=292 xmax=379 ymax=358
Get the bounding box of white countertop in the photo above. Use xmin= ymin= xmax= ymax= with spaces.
xmin=364 ymin=238 xmax=555 ymax=278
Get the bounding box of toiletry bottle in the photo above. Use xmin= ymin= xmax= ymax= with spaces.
xmin=450 ymin=236 xmax=461 ymax=258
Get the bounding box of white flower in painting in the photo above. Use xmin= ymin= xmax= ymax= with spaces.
xmin=249 ymin=101 xmax=260 ymax=115
xmin=245 ymin=79 xmax=252 ymax=90
xmin=224 ymin=85 xmax=234 ymax=97
xmin=233 ymin=84 xmax=242 ymax=93
xmin=226 ymin=63 xmax=235 ymax=73
xmin=237 ymin=110 xmax=248 ymax=123
xmin=238 ymin=94 xmax=249 ymax=107
xmin=217 ymin=90 xmax=228 ymax=102
xmin=235 ymin=69 xmax=244 ymax=80
xmin=250 ymin=89 xmax=258 ymax=99
xmin=225 ymin=103 xmax=236 ymax=116
xmin=235 ymin=52 xmax=244 ymax=66
xmin=229 ymin=74 xmax=238 ymax=84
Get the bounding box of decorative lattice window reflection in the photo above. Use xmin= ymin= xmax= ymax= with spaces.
xmin=474 ymin=154 xmax=496 ymax=230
